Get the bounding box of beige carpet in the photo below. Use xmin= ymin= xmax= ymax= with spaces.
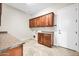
xmin=23 ymin=39 xmax=79 ymax=56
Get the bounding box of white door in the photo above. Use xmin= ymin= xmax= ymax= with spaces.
xmin=57 ymin=4 xmax=78 ymax=51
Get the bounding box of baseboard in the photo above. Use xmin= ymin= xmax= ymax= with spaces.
xmin=53 ymin=45 xmax=78 ymax=52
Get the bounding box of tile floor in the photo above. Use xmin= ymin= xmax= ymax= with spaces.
xmin=23 ymin=39 xmax=79 ymax=56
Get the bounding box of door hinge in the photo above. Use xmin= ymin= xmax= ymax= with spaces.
xmin=76 ymin=32 xmax=77 ymax=34
xmin=75 ymin=8 xmax=77 ymax=11
xmin=76 ymin=19 xmax=77 ymax=23
xmin=75 ymin=42 xmax=77 ymax=46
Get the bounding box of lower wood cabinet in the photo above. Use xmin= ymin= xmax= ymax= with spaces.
xmin=38 ymin=33 xmax=44 ymax=44
xmin=38 ymin=32 xmax=54 ymax=48
xmin=0 ymin=44 xmax=23 ymax=56
xmin=43 ymin=34 xmax=52 ymax=47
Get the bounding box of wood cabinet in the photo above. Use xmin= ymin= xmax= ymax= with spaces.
xmin=0 ymin=3 xmax=2 ymax=26
xmin=0 ymin=44 xmax=23 ymax=56
xmin=29 ymin=19 xmax=35 ymax=27
xmin=41 ymin=16 xmax=46 ymax=27
xmin=38 ymin=33 xmax=44 ymax=44
xmin=29 ymin=12 xmax=54 ymax=28
xmin=38 ymin=32 xmax=54 ymax=48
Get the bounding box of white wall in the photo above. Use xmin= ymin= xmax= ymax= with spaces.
xmin=30 ymin=4 xmax=79 ymax=52
xmin=30 ymin=8 xmax=58 ymax=45
xmin=2 ymin=3 xmax=78 ymax=51
xmin=77 ymin=3 xmax=79 ymax=52
xmin=0 ymin=4 xmax=32 ymax=41
xmin=57 ymin=4 xmax=79 ymax=51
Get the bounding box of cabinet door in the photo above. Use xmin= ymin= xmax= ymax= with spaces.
xmin=36 ymin=17 xmax=40 ymax=27
xmin=29 ymin=20 xmax=32 ymax=27
xmin=0 ymin=45 xmax=23 ymax=56
xmin=44 ymin=34 xmax=52 ymax=47
xmin=34 ymin=18 xmax=36 ymax=27
xmin=45 ymin=15 xmax=49 ymax=26
xmin=38 ymin=33 xmax=44 ymax=44
xmin=48 ymin=13 xmax=54 ymax=26
xmin=7 ymin=45 xmax=23 ymax=56
xmin=36 ymin=18 xmax=38 ymax=27
xmin=41 ymin=13 xmax=54 ymax=27
xmin=32 ymin=19 xmax=35 ymax=27
xmin=38 ymin=33 xmax=42 ymax=44
xmin=41 ymin=16 xmax=46 ymax=27
xmin=35 ymin=18 xmax=37 ymax=27
xmin=39 ymin=17 xmax=42 ymax=27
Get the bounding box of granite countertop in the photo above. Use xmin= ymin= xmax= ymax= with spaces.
xmin=0 ymin=33 xmax=25 ymax=52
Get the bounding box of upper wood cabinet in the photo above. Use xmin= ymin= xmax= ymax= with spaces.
xmin=29 ymin=12 xmax=54 ymax=28
xmin=0 ymin=3 xmax=2 ymax=26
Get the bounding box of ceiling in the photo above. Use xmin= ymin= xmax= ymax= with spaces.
xmin=6 ymin=3 xmax=73 ymax=15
